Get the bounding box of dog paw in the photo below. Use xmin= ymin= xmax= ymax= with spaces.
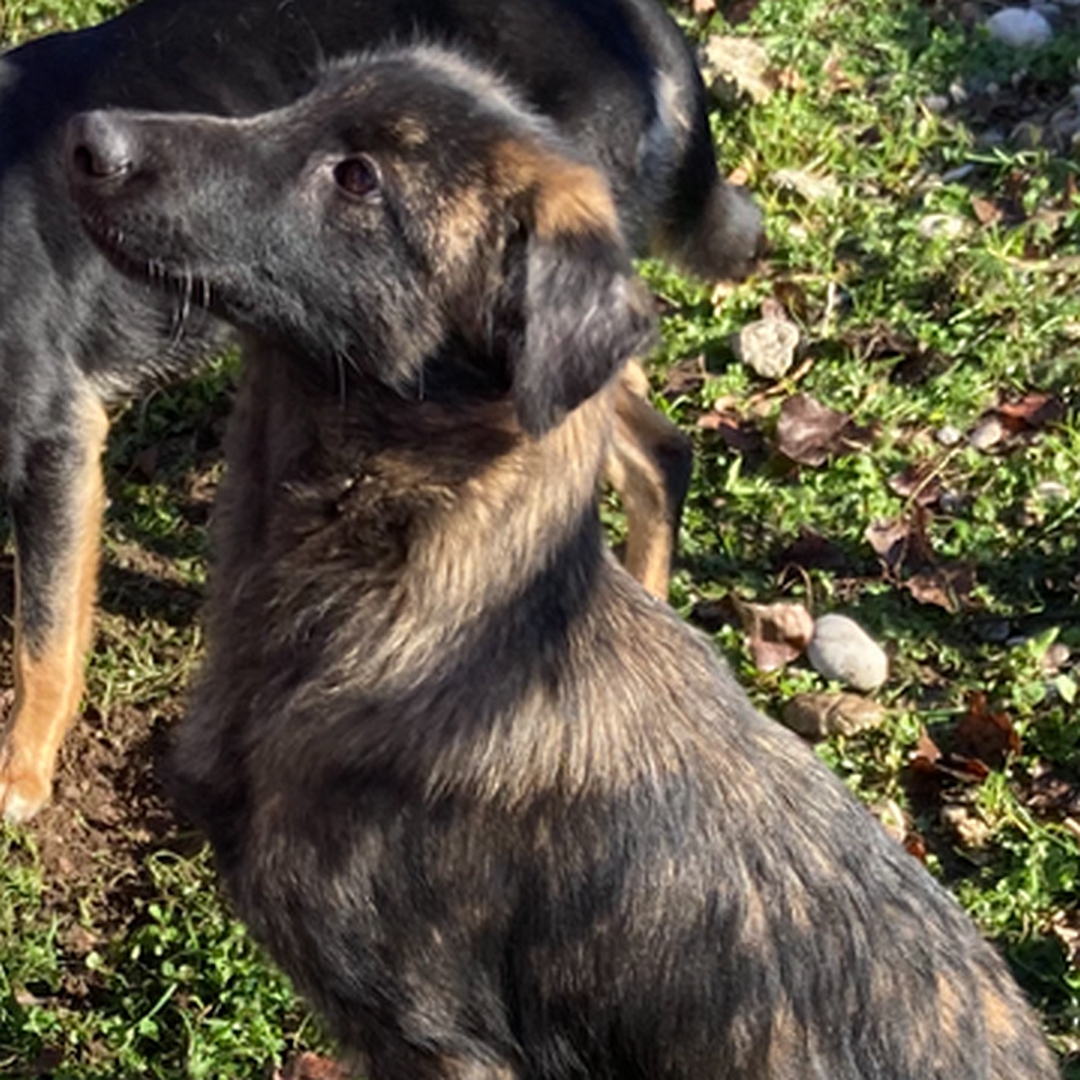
xmin=0 ymin=744 xmax=51 ymax=823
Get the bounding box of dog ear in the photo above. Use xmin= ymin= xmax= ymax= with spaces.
xmin=500 ymin=147 xmax=656 ymax=436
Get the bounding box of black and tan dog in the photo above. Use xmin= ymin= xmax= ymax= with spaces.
xmin=0 ymin=0 xmax=764 ymax=821
xmin=67 ymin=47 xmax=1057 ymax=1079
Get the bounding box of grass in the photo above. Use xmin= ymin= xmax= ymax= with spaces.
xmin=3 ymin=0 xmax=1080 ymax=1075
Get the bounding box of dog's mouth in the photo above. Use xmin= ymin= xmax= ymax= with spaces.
xmin=78 ymin=205 xmax=217 ymax=311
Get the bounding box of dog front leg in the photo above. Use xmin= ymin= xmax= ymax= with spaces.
xmin=606 ymin=360 xmax=693 ymax=599
xmin=0 ymin=388 xmax=109 ymax=822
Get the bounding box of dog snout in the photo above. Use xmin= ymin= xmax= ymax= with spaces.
xmin=65 ymin=111 xmax=141 ymax=189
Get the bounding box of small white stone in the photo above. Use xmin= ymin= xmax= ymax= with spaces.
xmin=807 ymin=614 xmax=889 ymax=692
xmin=918 ymin=214 xmax=968 ymax=240
xmin=969 ymin=415 xmax=1005 ymax=451
xmin=986 ymin=8 xmax=1053 ymax=48
xmin=733 ymin=318 xmax=800 ymax=380
xmin=936 ymin=424 xmax=964 ymax=447
xmin=1036 ymin=481 xmax=1071 ymax=501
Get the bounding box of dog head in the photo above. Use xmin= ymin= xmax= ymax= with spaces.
xmin=65 ymin=47 xmax=655 ymax=434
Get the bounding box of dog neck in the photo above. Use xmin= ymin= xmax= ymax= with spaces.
xmin=216 ymin=343 xmax=618 ymax=627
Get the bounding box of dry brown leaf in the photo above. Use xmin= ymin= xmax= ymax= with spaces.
xmin=760 ymin=295 xmax=792 ymax=323
xmin=904 ymin=563 xmax=976 ymax=613
xmin=772 ymin=167 xmax=840 ymax=201
xmin=697 ymin=408 xmax=766 ymax=457
xmin=954 ymin=692 xmax=1020 ymax=769
xmin=732 ymin=598 xmax=814 ymax=671
xmin=904 ymin=832 xmax=928 ymax=862
xmin=1023 ymin=762 xmax=1080 ymax=818
xmin=775 ymin=393 xmax=872 ymax=466
xmin=865 ymin=508 xmax=936 ymax=577
xmin=661 ymin=354 xmax=707 ymax=397
xmin=782 ymin=692 xmax=886 ymax=740
xmin=971 ymin=196 xmax=1004 ymax=226
xmin=774 ymin=67 xmax=806 ymax=93
xmin=909 ymin=726 xmax=991 ymax=786
xmin=993 ymin=392 xmax=1065 ymax=433
xmin=701 ymin=35 xmax=773 ymax=104
xmin=887 ymin=462 xmax=943 ymax=508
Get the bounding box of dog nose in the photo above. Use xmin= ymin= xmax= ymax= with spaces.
xmin=65 ymin=111 xmax=139 ymax=185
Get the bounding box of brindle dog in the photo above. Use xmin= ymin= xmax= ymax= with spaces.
xmin=66 ymin=46 xmax=1056 ymax=1080
xmin=0 ymin=0 xmax=764 ymax=821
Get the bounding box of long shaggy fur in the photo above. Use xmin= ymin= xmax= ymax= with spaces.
xmin=67 ymin=47 xmax=1058 ymax=1080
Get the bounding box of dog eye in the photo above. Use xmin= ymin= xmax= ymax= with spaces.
xmin=334 ymin=156 xmax=380 ymax=199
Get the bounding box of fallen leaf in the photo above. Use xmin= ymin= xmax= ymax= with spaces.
xmin=1022 ymin=762 xmax=1080 ymax=817
xmin=732 ymin=598 xmax=814 ymax=671
xmin=954 ymin=692 xmax=1020 ymax=769
xmin=760 ymin=295 xmax=791 ymax=323
xmin=697 ymin=407 xmax=766 ymax=457
xmin=690 ymin=596 xmax=737 ymax=633
xmin=909 ymin=726 xmax=991 ymax=785
xmin=701 ymin=35 xmax=773 ymax=104
xmin=910 ymin=726 xmax=943 ymax=770
xmin=718 ymin=0 xmax=763 ymax=26
xmin=904 ymin=562 xmax=976 ymax=613
xmin=782 ymin=692 xmax=886 ymax=740
xmin=772 ymin=167 xmax=841 ymax=202
xmin=904 ymin=832 xmax=928 ymax=861
xmin=734 ymin=318 xmax=800 ymax=380
xmin=692 ymin=0 xmax=717 ymax=13
xmin=661 ymin=354 xmax=707 ymax=397
xmin=727 ymin=163 xmax=752 ymax=187
xmin=971 ymin=196 xmax=1004 ymax=226
xmin=775 ymin=393 xmax=873 ymax=466
xmin=864 ymin=508 xmax=936 ymax=576
xmin=993 ymin=392 xmax=1065 ymax=433
xmin=887 ymin=462 xmax=944 ymax=508
xmin=773 ymin=67 xmax=806 ymax=93
xmin=940 ymin=803 xmax=992 ymax=849
xmin=132 ymin=445 xmax=159 ymax=481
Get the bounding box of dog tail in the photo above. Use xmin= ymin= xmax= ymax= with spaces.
xmin=622 ymin=0 xmax=765 ymax=282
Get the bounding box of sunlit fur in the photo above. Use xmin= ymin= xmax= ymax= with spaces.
xmin=68 ymin=49 xmax=1058 ymax=1080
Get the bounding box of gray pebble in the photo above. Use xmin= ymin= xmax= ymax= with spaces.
xmin=936 ymin=424 xmax=963 ymax=447
xmin=806 ymin=614 xmax=889 ymax=692
xmin=734 ymin=318 xmax=800 ymax=380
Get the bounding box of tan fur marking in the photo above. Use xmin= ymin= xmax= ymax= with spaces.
xmin=0 ymin=391 xmax=109 ymax=822
xmin=436 ymin=184 xmax=488 ymax=270
xmin=606 ymin=366 xmax=686 ymax=598
xmin=935 ymin=971 xmax=962 ymax=1041
xmin=391 ymin=116 xmax=430 ymax=147
xmin=495 ymin=140 xmax=619 ymax=239
xmin=981 ymin=979 xmax=1019 ymax=1042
